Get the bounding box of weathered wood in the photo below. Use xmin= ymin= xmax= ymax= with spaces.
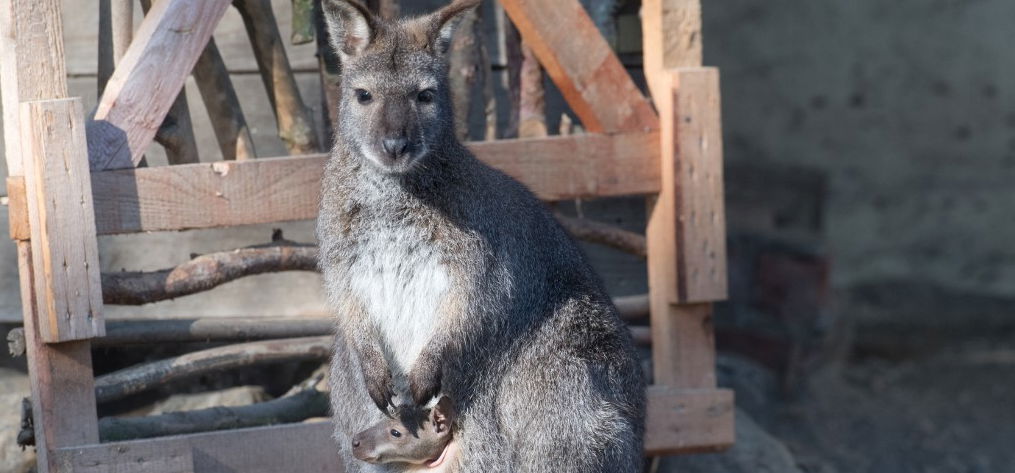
xmin=94 ymin=337 xmax=331 ymax=404
xmin=290 ymin=0 xmax=316 ymax=44
xmin=645 ymin=70 xmax=727 ymax=307
xmin=236 ymin=0 xmax=320 ymax=155
xmin=6 ymin=327 xmax=26 ymax=357
xmin=644 ymin=386 xmax=734 ymax=455
xmin=1 ymin=3 xmax=101 ymax=470
xmin=155 ymin=93 xmax=202 ymax=165
xmin=53 ymin=440 xmax=194 ymax=473
xmin=554 ymin=214 xmax=647 ymax=258
xmin=641 ymin=0 xmax=702 ymax=99
xmin=192 ymin=38 xmax=257 ymax=161
xmin=88 ymin=0 xmax=232 ymax=171
xmin=99 ymin=388 xmax=329 ymax=442
xmin=90 ymin=131 xmax=661 ymax=235
xmin=6 ymin=176 xmax=29 ymax=240
xmin=97 ymin=0 xmax=134 ymax=96
xmin=102 ymin=241 xmax=317 ymax=305
xmin=54 ymin=387 xmax=731 ymax=468
xmin=518 ymin=42 xmax=547 ymax=138
xmin=498 ymin=0 xmax=658 ymax=133
xmin=53 ymin=422 xmax=342 ymax=473
xmin=614 ymin=294 xmax=650 ymax=321
xmin=20 ymin=99 xmax=105 ymax=342
xmin=16 ymin=243 xmax=100 ymax=472
xmin=449 ymin=5 xmax=484 ymax=140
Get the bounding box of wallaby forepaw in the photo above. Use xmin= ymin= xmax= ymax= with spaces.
xmin=365 ymin=371 xmax=395 ymax=414
xmin=408 ymin=366 xmax=442 ymax=406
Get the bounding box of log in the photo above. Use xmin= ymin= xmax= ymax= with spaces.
xmin=503 ymin=19 xmax=523 ymax=138
xmin=449 ymin=5 xmax=484 ymax=140
xmin=98 ymin=387 xmax=329 ymax=442
xmin=94 ymin=318 xmax=335 ymax=346
xmin=102 ymin=241 xmax=318 ymax=305
xmin=139 ymin=0 xmax=200 ymax=165
xmin=315 ymin=0 xmax=342 ymax=143
xmin=94 ymin=336 xmax=332 ymax=404
xmin=235 ymin=0 xmax=320 ymax=155
xmin=290 ymin=0 xmax=315 ymax=45
xmin=555 ymin=214 xmax=648 ymax=258
xmin=614 ymin=294 xmax=650 ymax=320
xmin=97 ymin=0 xmax=133 ymax=96
xmin=6 ymin=327 xmax=25 ymax=357
xmin=518 ymin=42 xmax=547 ymax=138
xmin=193 ymin=38 xmax=257 ymax=161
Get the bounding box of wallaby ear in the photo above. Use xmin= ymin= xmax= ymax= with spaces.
xmin=322 ymin=0 xmax=377 ymax=60
xmin=427 ymin=0 xmax=482 ymax=54
xmin=430 ymin=396 xmax=456 ymax=433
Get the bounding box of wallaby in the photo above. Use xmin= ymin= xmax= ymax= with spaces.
xmin=317 ymin=1 xmax=646 ymax=472
xmin=351 ymin=397 xmax=456 ymax=468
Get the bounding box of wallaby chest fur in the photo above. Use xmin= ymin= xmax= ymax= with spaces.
xmin=317 ymin=2 xmax=645 ymax=472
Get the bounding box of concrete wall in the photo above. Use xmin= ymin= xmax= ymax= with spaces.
xmin=703 ymin=0 xmax=1015 ymax=299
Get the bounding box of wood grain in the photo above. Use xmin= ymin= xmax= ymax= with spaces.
xmin=644 ymin=386 xmax=734 ymax=455
xmin=91 ymin=131 xmax=661 ymax=235
xmin=193 ymin=38 xmax=257 ymax=161
xmin=6 ymin=176 xmax=29 ymax=240
xmin=641 ymin=0 xmax=702 ymax=99
xmin=53 ymin=440 xmax=194 ymax=473
xmin=52 ymin=422 xmax=342 ymax=473
xmin=50 ymin=387 xmax=731 ymax=469
xmin=88 ymin=0 xmax=232 ymax=171
xmin=498 ymin=0 xmax=658 ymax=133
xmin=20 ymin=98 xmax=105 ymax=342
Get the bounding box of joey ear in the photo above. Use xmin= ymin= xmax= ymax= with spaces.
xmin=430 ymin=396 xmax=456 ymax=432
xmin=427 ymin=0 xmax=482 ymax=54
xmin=322 ymin=0 xmax=377 ymax=60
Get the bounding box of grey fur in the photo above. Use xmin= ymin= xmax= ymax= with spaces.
xmin=317 ymin=1 xmax=646 ymax=471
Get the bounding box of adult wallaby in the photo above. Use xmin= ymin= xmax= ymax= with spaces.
xmin=317 ymin=1 xmax=646 ymax=471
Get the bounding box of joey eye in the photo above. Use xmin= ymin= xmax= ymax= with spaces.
xmin=355 ymin=89 xmax=373 ymax=104
xmin=390 ymin=429 xmax=402 ymax=438
xmin=416 ymin=89 xmax=436 ymax=104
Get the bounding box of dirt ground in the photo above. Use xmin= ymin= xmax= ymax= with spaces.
xmin=764 ymin=339 xmax=1015 ymax=473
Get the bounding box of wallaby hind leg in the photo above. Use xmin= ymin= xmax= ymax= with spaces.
xmin=330 ymin=337 xmax=391 ymax=473
xmin=498 ymin=350 xmax=644 ymax=473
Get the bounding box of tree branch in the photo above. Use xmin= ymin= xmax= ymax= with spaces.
xmin=555 ymin=214 xmax=648 ymax=258
xmin=94 ymin=336 xmax=331 ymax=404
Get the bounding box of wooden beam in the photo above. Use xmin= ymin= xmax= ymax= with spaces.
xmin=641 ymin=0 xmax=702 ymax=99
xmin=20 ymin=99 xmax=105 ymax=342
xmin=644 ymin=386 xmax=734 ymax=455
xmin=87 ymin=0 xmax=232 ymax=171
xmin=53 ymin=422 xmax=342 ymax=473
xmin=498 ymin=0 xmax=658 ymax=133
xmin=192 ymin=38 xmax=257 ymax=161
xmin=6 ymin=176 xmax=29 ymax=240
xmin=97 ymin=0 xmax=134 ymax=96
xmin=53 ymin=440 xmax=194 ymax=473
xmin=52 ymin=387 xmax=732 ymax=471
xmin=1 ymin=3 xmax=101 ymax=471
xmin=90 ymin=131 xmax=661 ymax=235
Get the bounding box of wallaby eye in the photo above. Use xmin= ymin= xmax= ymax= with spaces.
xmin=417 ymin=89 xmax=436 ymax=104
xmin=355 ymin=89 xmax=373 ymax=105
xmin=390 ymin=429 xmax=401 ymax=438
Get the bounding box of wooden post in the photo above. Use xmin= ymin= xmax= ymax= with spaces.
xmin=192 ymin=38 xmax=257 ymax=161
xmin=1 ymin=2 xmax=101 ymax=472
xmin=20 ymin=98 xmax=106 ymax=342
xmin=642 ymin=0 xmax=728 ymax=388
xmin=97 ymin=0 xmax=133 ymax=96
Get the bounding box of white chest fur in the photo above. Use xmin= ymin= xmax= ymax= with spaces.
xmin=347 ymin=229 xmax=449 ymax=374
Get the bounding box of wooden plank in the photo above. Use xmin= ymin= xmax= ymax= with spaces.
xmin=498 ymin=0 xmax=658 ymax=133
xmin=1 ymin=3 xmax=101 ymax=471
xmin=91 ymin=131 xmax=662 ymax=235
xmin=641 ymin=0 xmax=702 ymax=99
xmin=6 ymin=176 xmax=29 ymax=240
xmin=53 ymin=422 xmax=342 ymax=473
xmin=51 ymin=388 xmax=732 ymax=470
xmin=87 ymin=0 xmax=232 ymax=171
xmin=644 ymin=386 xmax=734 ymax=455
xmin=17 ymin=243 xmax=100 ymax=473
xmin=53 ymin=440 xmax=194 ymax=473
xmin=20 ymin=98 xmax=105 ymax=342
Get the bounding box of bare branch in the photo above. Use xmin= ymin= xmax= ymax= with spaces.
xmin=94 ymin=336 xmax=331 ymax=404
xmin=555 ymin=214 xmax=648 ymax=258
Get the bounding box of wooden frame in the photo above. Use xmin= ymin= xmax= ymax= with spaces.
xmin=1 ymin=0 xmax=732 ymax=471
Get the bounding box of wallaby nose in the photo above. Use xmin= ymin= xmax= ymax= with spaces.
xmin=352 ymin=439 xmax=361 ymax=448
xmin=382 ymin=137 xmax=409 ymax=157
